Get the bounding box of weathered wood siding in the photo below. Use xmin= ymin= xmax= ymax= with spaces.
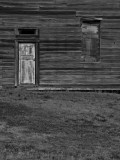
xmin=0 ymin=0 xmax=120 ymax=89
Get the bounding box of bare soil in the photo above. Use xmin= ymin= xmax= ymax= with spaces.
xmin=0 ymin=88 xmax=120 ymax=160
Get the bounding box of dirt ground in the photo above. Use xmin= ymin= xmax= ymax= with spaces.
xmin=0 ymin=88 xmax=120 ymax=160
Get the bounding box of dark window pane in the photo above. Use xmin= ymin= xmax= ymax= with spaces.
xmin=18 ymin=29 xmax=36 ymax=35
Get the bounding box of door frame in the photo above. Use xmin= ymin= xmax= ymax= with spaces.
xmin=15 ymin=39 xmax=39 ymax=87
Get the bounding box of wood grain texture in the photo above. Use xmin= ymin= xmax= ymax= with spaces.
xmin=0 ymin=0 xmax=120 ymax=89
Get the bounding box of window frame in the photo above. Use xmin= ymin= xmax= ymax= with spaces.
xmin=15 ymin=27 xmax=39 ymax=87
xmin=80 ymin=17 xmax=102 ymax=63
xmin=15 ymin=27 xmax=39 ymax=37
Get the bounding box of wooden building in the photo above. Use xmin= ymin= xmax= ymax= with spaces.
xmin=0 ymin=0 xmax=120 ymax=90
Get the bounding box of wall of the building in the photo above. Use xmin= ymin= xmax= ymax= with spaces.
xmin=0 ymin=0 xmax=120 ymax=89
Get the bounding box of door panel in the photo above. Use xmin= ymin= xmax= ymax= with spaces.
xmin=19 ymin=43 xmax=35 ymax=84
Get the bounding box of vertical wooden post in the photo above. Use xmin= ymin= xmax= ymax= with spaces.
xmin=15 ymin=40 xmax=19 ymax=87
xmin=35 ymin=41 xmax=39 ymax=86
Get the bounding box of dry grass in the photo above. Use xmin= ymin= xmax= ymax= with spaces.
xmin=0 ymin=88 xmax=120 ymax=159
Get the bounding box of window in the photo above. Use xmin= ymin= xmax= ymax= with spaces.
xmin=81 ymin=18 xmax=101 ymax=62
xmin=15 ymin=28 xmax=38 ymax=36
xmin=18 ymin=29 xmax=36 ymax=35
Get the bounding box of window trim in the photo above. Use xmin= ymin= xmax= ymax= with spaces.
xmin=79 ymin=17 xmax=102 ymax=64
xmin=15 ymin=27 xmax=39 ymax=37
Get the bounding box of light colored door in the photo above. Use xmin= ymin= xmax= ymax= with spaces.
xmin=19 ymin=43 xmax=35 ymax=84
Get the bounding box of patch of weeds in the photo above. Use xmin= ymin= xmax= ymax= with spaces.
xmin=4 ymin=143 xmax=40 ymax=159
xmin=108 ymin=114 xmax=114 ymax=118
xmin=6 ymin=115 xmax=29 ymax=126
xmin=106 ymin=102 xmax=114 ymax=108
xmin=111 ymin=151 xmax=120 ymax=159
xmin=82 ymin=119 xmax=94 ymax=126
xmin=9 ymin=92 xmax=13 ymax=95
xmin=43 ymin=94 xmax=51 ymax=99
xmin=94 ymin=114 xmax=107 ymax=122
xmin=5 ymin=143 xmax=19 ymax=152
xmin=0 ymin=102 xmax=33 ymax=127
xmin=39 ymin=151 xmax=74 ymax=160
xmin=5 ymin=143 xmax=36 ymax=152
xmin=0 ymin=102 xmax=32 ymax=117
xmin=97 ymin=156 xmax=105 ymax=160
xmin=24 ymin=97 xmax=27 ymax=100
xmin=18 ymin=93 xmax=21 ymax=97
xmin=20 ymin=145 xmax=35 ymax=152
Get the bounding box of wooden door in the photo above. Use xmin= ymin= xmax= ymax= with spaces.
xmin=19 ymin=43 xmax=35 ymax=84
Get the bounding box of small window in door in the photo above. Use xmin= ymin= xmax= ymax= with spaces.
xmin=81 ymin=19 xmax=100 ymax=62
